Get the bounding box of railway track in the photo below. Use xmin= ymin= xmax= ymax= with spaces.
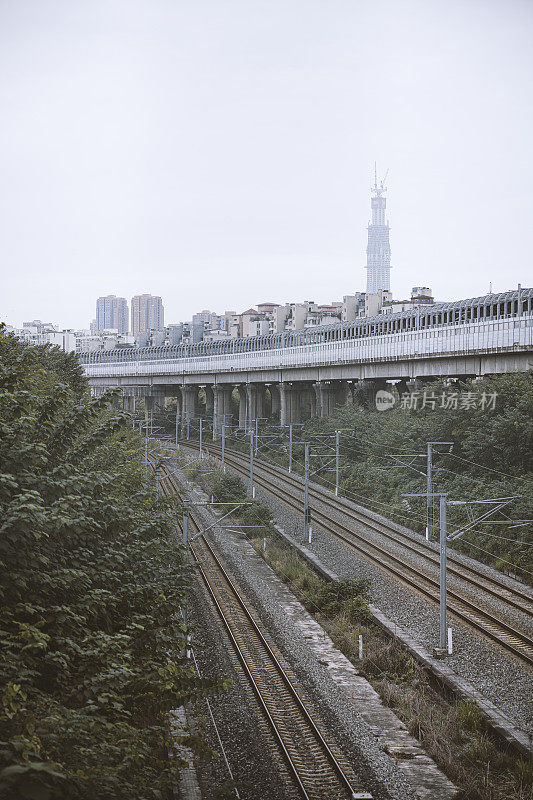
xmin=155 ymin=459 xmax=368 ymax=800
xmin=179 ymin=441 xmax=533 ymax=667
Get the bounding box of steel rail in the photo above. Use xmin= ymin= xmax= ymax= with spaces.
xmin=155 ymin=460 xmax=363 ymax=800
xmin=186 ymin=440 xmax=533 ymax=612
xmin=181 ymin=442 xmax=533 ymax=666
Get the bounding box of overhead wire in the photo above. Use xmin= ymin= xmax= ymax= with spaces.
xmin=198 ymin=429 xmax=532 ymax=563
xmin=454 ymin=539 xmax=533 ymax=577
xmin=446 ymin=452 xmax=533 ymax=482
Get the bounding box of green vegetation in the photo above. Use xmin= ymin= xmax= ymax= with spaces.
xmin=218 ymin=373 xmax=533 ymax=581
xmin=188 ymin=466 xmax=533 ymax=800
xmin=0 ymin=330 xmax=222 ymax=800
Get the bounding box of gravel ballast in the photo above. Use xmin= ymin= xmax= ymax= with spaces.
xmin=174 ymin=469 xmax=457 ymax=800
xmin=242 ymin=463 xmax=533 ymax=738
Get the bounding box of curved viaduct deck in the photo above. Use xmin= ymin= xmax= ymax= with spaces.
xmin=83 ymin=311 xmax=533 ymax=428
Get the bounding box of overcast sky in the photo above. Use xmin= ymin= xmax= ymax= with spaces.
xmin=1 ymin=0 xmax=532 ymax=329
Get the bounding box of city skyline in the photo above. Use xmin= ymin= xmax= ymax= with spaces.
xmin=1 ymin=1 xmax=532 ymax=329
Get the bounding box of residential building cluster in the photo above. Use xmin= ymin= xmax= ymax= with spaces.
xmin=5 ymin=319 xmax=82 ymax=352
xmin=156 ymin=286 xmax=433 ymax=349
xmin=4 ymin=284 xmax=435 ymax=355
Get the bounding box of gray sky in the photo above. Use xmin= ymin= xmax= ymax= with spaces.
xmin=1 ymin=0 xmax=532 ymax=329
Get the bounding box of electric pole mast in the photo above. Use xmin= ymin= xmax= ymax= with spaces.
xmin=304 ymin=442 xmax=310 ymax=542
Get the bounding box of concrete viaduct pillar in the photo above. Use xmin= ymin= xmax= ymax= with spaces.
xmin=213 ymin=386 xmax=222 ymax=437
xmin=204 ymin=385 xmax=214 ymax=418
xmin=312 ymin=380 xmax=354 ymax=417
xmin=237 ymin=385 xmax=247 ymax=429
xmin=279 ymin=383 xmax=301 ymax=426
xmin=364 ymin=379 xmax=389 ymax=409
xmin=213 ymin=385 xmax=234 ymax=436
xmin=309 ymin=385 xmax=317 ymax=418
xmin=246 ymin=383 xmax=266 ymax=428
xmin=269 ymin=384 xmax=280 ymax=417
xmin=181 ymin=385 xmax=199 ymax=421
xmin=313 ymin=382 xmax=334 ymax=417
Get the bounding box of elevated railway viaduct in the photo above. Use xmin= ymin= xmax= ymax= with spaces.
xmin=81 ymin=289 xmax=533 ymax=430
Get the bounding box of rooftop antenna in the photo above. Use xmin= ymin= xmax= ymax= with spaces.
xmin=374 ymin=161 xmax=378 ymax=192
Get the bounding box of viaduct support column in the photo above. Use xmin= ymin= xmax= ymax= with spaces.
xmin=246 ymin=384 xmax=266 ymax=428
xmin=213 ymin=385 xmax=235 ymax=436
xmin=269 ymin=385 xmax=280 ymax=418
xmin=204 ymin=385 xmax=214 ymax=418
xmin=237 ymin=385 xmax=247 ymax=429
xmin=334 ymin=381 xmax=351 ymax=407
xmin=279 ymin=383 xmax=301 ymax=425
xmin=313 ymin=381 xmax=351 ymax=417
xmin=315 ymin=382 xmax=335 ymax=417
xmin=221 ymin=386 xmax=235 ymax=427
xmin=309 ymin=384 xmax=317 ymax=418
xmin=364 ymin=379 xmax=388 ymax=409
xmin=288 ymin=384 xmax=301 ymax=423
xmin=279 ymin=383 xmax=288 ymax=427
xmin=313 ymin=383 xmax=323 ymax=417
xmin=212 ymin=386 xmax=222 ymax=437
xmin=182 ymin=385 xmax=199 ymax=421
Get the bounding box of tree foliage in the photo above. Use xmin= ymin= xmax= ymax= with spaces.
xmin=300 ymin=373 xmax=533 ymax=578
xmin=218 ymin=373 xmax=533 ymax=580
xmin=0 ymin=329 xmax=222 ymax=799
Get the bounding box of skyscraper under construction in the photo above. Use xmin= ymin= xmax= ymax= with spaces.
xmin=365 ymin=166 xmax=391 ymax=294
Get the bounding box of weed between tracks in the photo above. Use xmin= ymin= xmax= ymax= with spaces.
xmin=164 ymin=450 xmax=533 ymax=800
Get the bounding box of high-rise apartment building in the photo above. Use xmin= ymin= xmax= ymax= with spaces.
xmin=365 ymin=167 xmax=392 ymax=295
xmin=95 ymin=296 xmax=129 ymax=334
xmin=130 ymin=294 xmax=164 ymax=335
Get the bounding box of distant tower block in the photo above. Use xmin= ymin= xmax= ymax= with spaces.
xmin=365 ymin=164 xmax=392 ymax=294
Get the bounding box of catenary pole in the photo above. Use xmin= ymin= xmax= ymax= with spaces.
xmin=335 ymin=430 xmax=340 ymax=496
xmin=249 ymin=429 xmax=254 ymax=496
xmin=303 ymin=442 xmax=310 ymax=541
xmin=289 ymin=423 xmax=293 ymax=473
xmin=182 ymin=508 xmax=189 ymax=547
xmin=427 ymin=442 xmax=433 ymax=540
xmin=403 ymin=489 xmax=450 ymax=655
xmin=439 ymin=494 xmax=447 ymax=650
xmin=144 ymin=433 xmax=149 ymax=486
xmin=199 ymin=417 xmax=203 ymax=459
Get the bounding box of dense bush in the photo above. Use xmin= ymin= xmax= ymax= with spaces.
xmin=304 ymin=374 xmax=533 ymax=577
xmin=0 ymin=330 xmax=221 ymax=799
xmin=210 ymin=473 xmax=246 ymax=505
xmin=222 ymin=374 xmax=533 ymax=579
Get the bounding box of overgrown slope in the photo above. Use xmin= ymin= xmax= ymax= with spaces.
xmin=0 ymin=331 xmax=221 ymax=800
